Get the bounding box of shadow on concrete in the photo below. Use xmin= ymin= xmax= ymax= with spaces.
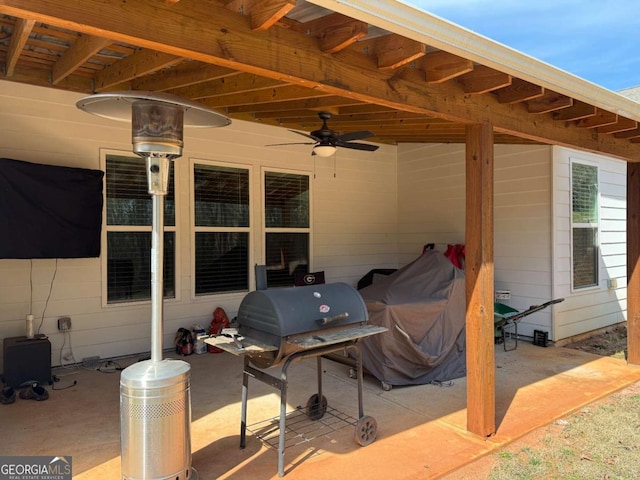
xmin=5 ymin=341 xmax=640 ymax=479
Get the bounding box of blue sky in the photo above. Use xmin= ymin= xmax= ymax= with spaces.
xmin=405 ymin=1 xmax=640 ymax=92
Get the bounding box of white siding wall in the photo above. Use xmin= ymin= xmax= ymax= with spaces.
xmin=397 ymin=143 xmax=555 ymax=338
xmin=0 ymin=81 xmax=397 ymax=370
xmin=552 ymin=146 xmax=627 ymax=340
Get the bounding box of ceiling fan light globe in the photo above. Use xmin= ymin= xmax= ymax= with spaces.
xmin=313 ymin=145 xmax=336 ymax=157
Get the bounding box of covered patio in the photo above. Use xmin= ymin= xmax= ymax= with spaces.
xmin=4 ymin=343 xmax=640 ymax=479
xmin=2 ymin=0 xmax=640 ymax=455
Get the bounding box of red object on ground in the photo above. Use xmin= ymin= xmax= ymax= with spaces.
xmin=208 ymin=307 xmax=230 ymax=353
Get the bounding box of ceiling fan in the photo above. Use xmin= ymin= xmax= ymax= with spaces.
xmin=267 ymin=112 xmax=379 ymax=157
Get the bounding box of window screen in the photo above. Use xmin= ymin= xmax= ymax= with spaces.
xmin=193 ymin=163 xmax=250 ymax=295
xmin=105 ymin=154 xmax=176 ymax=303
xmin=571 ymin=162 xmax=599 ymax=289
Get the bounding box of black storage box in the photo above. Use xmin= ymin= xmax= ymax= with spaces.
xmin=2 ymin=335 xmax=52 ymax=387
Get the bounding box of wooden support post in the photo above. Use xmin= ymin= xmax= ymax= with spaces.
xmin=627 ymin=162 xmax=640 ymax=364
xmin=465 ymin=121 xmax=496 ymax=437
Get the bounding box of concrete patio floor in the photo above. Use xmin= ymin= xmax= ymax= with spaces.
xmin=3 ymin=340 xmax=640 ymax=479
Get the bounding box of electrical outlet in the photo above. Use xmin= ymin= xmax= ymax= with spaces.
xmin=58 ymin=316 xmax=71 ymax=331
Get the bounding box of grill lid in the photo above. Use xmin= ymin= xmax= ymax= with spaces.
xmin=205 ymin=282 xmax=386 ymax=367
xmin=237 ymin=282 xmax=368 ymax=338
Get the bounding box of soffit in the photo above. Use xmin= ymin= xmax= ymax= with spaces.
xmin=0 ymin=0 xmax=639 ymax=160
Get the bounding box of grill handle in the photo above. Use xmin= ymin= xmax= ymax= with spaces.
xmin=316 ymin=312 xmax=349 ymax=326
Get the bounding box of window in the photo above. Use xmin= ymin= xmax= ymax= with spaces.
xmin=264 ymin=170 xmax=310 ymax=287
xmin=571 ymin=161 xmax=599 ymax=289
xmin=192 ymin=162 xmax=250 ymax=295
xmin=104 ymin=153 xmax=176 ymax=303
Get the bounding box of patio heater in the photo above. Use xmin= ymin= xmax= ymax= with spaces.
xmin=77 ymin=92 xmax=231 ymax=480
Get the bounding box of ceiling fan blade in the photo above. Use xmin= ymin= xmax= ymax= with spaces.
xmin=336 ymin=130 xmax=374 ymax=142
xmin=336 ymin=141 xmax=379 ymax=151
xmin=265 ymin=141 xmax=316 ymax=147
xmin=290 ymin=129 xmax=321 ymax=141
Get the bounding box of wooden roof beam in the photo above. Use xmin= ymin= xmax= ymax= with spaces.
xmin=552 ymin=100 xmax=596 ymax=121
xmin=94 ymin=49 xmax=181 ymax=91
xmin=323 ymin=111 xmax=435 ymax=122
xmin=260 ymin=109 xmax=340 ymax=124
xmin=227 ymin=96 xmax=362 ymax=113
xmin=5 ymin=17 xmax=34 ymax=76
xmin=495 ymin=78 xmax=545 ymax=104
xmin=335 ymin=104 xmax=398 ymax=115
xmin=460 ymin=65 xmax=511 ymax=94
xmin=419 ymin=50 xmax=473 ymax=84
xmin=51 ymin=33 xmax=110 ymax=84
xmin=376 ymin=34 xmax=426 ymax=70
xmin=0 ymin=61 xmax=93 ymax=90
xmin=290 ymin=13 xmax=368 ymax=54
xmin=168 ymin=73 xmax=287 ymax=100
xmin=226 ymin=0 xmax=296 ymax=32
xmin=132 ymin=63 xmax=239 ymax=91
xmin=275 ymin=119 xmax=447 ymax=132
xmin=7 ymin=0 xmax=638 ymax=160
xmin=201 ymin=85 xmax=332 ymax=108
xmin=526 ymin=91 xmax=573 ymax=114
xmin=576 ymin=109 xmax=618 ymax=129
xmin=253 ymin=107 xmax=364 ymax=119
xmin=614 ymin=127 xmax=640 ymax=139
xmin=597 ymin=117 xmax=638 ymax=135
xmin=320 ymin=17 xmax=367 ymax=54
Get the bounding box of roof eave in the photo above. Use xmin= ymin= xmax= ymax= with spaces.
xmin=309 ymin=0 xmax=640 ymax=121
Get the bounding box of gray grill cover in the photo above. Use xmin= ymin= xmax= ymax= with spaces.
xmin=237 ymin=282 xmax=368 ymax=366
xmin=358 ymin=250 xmax=466 ymax=386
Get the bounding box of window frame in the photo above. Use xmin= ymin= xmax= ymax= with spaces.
xmin=189 ymin=158 xmax=253 ymax=299
xmin=570 ymin=158 xmax=600 ymax=292
xmin=100 ymin=148 xmax=180 ymax=307
xmin=262 ymin=166 xmax=313 ymax=288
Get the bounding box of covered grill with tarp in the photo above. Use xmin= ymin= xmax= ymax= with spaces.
xmin=358 ymin=250 xmax=466 ymax=389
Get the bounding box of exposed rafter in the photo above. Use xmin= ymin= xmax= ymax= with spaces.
xmin=5 ymin=17 xmax=34 ymax=76
xmin=0 ymin=0 xmax=637 ymax=160
xmin=51 ymin=33 xmax=111 ymax=85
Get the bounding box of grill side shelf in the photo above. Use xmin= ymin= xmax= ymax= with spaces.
xmin=204 ymin=335 xmax=278 ymax=356
xmin=286 ymin=324 xmax=387 ymax=349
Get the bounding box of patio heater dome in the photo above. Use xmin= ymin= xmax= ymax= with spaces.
xmin=77 ymin=91 xmax=230 ymax=480
xmin=76 ymin=91 xmax=231 ymax=157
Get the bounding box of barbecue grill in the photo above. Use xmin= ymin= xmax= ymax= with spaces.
xmin=206 ymin=282 xmax=386 ymax=477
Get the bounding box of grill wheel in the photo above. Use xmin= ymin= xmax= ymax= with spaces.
xmin=355 ymin=415 xmax=378 ymax=446
xmin=305 ymin=393 xmax=328 ymax=420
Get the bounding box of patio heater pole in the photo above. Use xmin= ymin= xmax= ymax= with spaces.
xmin=77 ymin=92 xmax=230 ymax=480
xmin=151 ymin=190 xmax=163 ymax=362
xmin=146 ymin=154 xmax=170 ymax=363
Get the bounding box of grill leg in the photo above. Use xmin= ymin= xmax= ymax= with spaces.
xmin=347 ymin=345 xmax=365 ymax=418
xmin=240 ymin=356 xmax=249 ymax=449
xmin=316 ymin=356 xmax=323 ymax=402
xmin=278 ymin=356 xmax=294 ymax=477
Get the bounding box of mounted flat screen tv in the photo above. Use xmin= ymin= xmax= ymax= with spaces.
xmin=0 ymin=158 xmax=104 ymax=259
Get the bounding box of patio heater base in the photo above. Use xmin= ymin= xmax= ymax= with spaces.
xmin=120 ymin=359 xmax=197 ymax=480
